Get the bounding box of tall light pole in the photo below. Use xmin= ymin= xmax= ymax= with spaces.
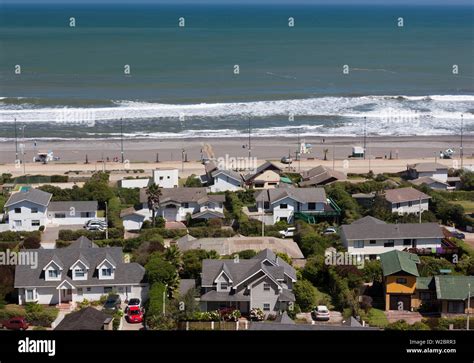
xmin=248 ymin=117 xmax=251 ymax=159
xmin=105 ymin=201 xmax=109 ymax=240
xmin=120 ymin=118 xmax=124 ymax=163
xmin=467 ymin=282 xmax=471 ymax=331
xmin=21 ymin=125 xmax=26 ymax=175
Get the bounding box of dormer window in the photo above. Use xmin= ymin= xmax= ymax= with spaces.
xmin=102 ymin=268 xmax=112 ymax=277
xmin=71 ymin=259 xmax=89 ymax=281
xmin=220 ymin=282 xmax=228 ymax=290
xmin=75 ymin=268 xmax=86 ymax=278
xmin=97 ymin=257 xmax=116 ymax=280
xmin=43 ymin=260 xmax=63 ymax=281
xmin=48 ymin=269 xmax=59 ymax=279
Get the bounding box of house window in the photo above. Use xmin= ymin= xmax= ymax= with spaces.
xmin=412 ymin=239 xmax=417 ymax=248
xmin=31 ymin=208 xmax=38 ymax=214
xmin=263 ymin=303 xmax=271 ymax=311
xmin=255 ymin=183 xmax=264 ymax=188
xmin=14 ymin=208 xmax=21 ymax=213
xmin=384 ymin=240 xmax=395 ymax=248
xmin=14 ymin=220 xmax=22 ymax=227
xmin=48 ymin=270 xmax=59 ymax=278
xmin=354 ymin=240 xmax=364 ymax=248
xmin=308 ymin=203 xmax=316 ymax=210
xmin=408 ymin=201 xmax=413 ymax=207
xmin=220 ymin=282 xmax=228 ymax=290
xmin=55 ymin=213 xmax=66 ymax=219
xmin=263 ymin=283 xmax=271 ymax=291
xmin=182 ymin=203 xmax=189 ymax=208
xmin=80 ymin=212 xmax=92 ymax=218
xmin=75 ymin=269 xmax=85 ymax=278
xmin=263 ymin=202 xmax=270 ymax=209
xmin=159 ymin=176 xmax=164 ymax=180
xmin=77 ymin=288 xmax=83 ymax=296
xmin=104 ymin=287 xmax=113 ymax=294
xmin=396 ymin=203 xmax=401 ymax=209
xmin=448 ymin=301 xmax=464 ymax=314
xmin=369 ymin=240 xmax=376 ymax=245
xmin=280 ymin=204 xmax=288 ymax=209
xmin=102 ymin=268 xmax=112 ymax=277
xmin=167 ymin=176 xmax=170 ymax=179
xmin=87 ymin=287 xmax=91 ymax=292
xmin=32 ymin=220 xmax=40 ymax=227
xmin=403 ymin=239 xmax=411 ymax=246
xmin=26 ymin=289 xmax=35 ymax=301
xmin=420 ymin=292 xmax=431 ymax=301
xmin=396 ymin=278 xmax=407 ymax=284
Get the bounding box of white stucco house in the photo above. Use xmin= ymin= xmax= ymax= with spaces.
xmin=384 ymin=187 xmax=431 ymax=215
xmin=254 ymin=187 xmax=338 ymax=225
xmin=209 ymin=169 xmax=243 ymax=192
xmin=14 ymin=236 xmax=148 ymax=306
xmin=341 ymin=216 xmax=444 ymax=258
xmin=153 ymin=168 xmax=179 ymax=188
xmin=118 ymin=178 xmax=150 ymax=189
xmin=120 ymin=207 xmax=150 ymax=231
xmin=3 ymin=188 xmax=101 ymax=231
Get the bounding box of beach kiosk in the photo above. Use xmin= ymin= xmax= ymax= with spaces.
xmin=351 ymin=146 xmax=365 ymax=158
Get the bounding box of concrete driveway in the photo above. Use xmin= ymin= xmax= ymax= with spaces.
xmin=41 ymin=226 xmax=59 ymax=248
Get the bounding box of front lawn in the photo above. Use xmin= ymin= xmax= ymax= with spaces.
xmin=360 ymin=308 xmax=389 ymax=328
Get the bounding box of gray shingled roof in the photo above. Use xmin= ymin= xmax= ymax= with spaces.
xmin=352 ymin=216 xmax=387 ymax=225
xmin=341 ymin=222 xmax=443 ymax=241
xmin=139 ymin=187 xmax=225 ymax=205
xmin=201 ymin=248 xmax=296 ymax=288
xmin=255 ymin=187 xmax=327 ymax=205
xmin=14 ymin=238 xmax=146 ymax=288
xmin=48 ymin=201 xmax=98 ymax=212
xmin=299 ymin=166 xmax=346 ymax=187
xmin=211 ymin=169 xmax=243 ymax=183
xmin=200 ymin=290 xmax=250 ymax=302
xmin=55 ymin=307 xmax=111 ymax=331
xmin=409 ymin=177 xmax=449 ymax=187
xmin=384 ymin=187 xmax=431 ymax=203
xmin=68 ymin=236 xmax=98 ymax=249
xmin=408 ymin=162 xmax=448 ymax=173
xmin=5 ymin=188 xmax=52 ymax=208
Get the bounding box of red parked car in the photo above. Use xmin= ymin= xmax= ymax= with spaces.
xmin=0 ymin=317 xmax=29 ymax=330
xmin=125 ymin=306 xmax=143 ymax=324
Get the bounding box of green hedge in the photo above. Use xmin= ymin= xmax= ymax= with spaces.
xmin=0 ymin=230 xmax=41 ymax=243
xmin=58 ymin=228 xmax=123 ymax=241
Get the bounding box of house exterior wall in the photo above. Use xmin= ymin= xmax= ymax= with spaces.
xmin=119 ymin=179 xmax=150 ymax=189
xmin=6 ymin=201 xmax=48 ymax=231
xmin=251 ymin=171 xmax=280 ymax=189
xmin=256 ymin=197 xmax=327 ymax=225
xmin=47 ymin=211 xmax=99 ymax=225
xmin=248 ymin=275 xmax=281 ymax=315
xmin=122 ymin=214 xmax=146 ymax=231
xmin=153 ymin=169 xmax=179 ymax=188
xmin=158 ymin=201 xmax=223 ymax=222
xmin=418 ymin=171 xmax=448 ymax=182
xmin=343 ymin=236 xmax=442 ymax=257
xmin=389 ymin=199 xmax=429 ymax=215
xmin=210 ymin=175 xmax=242 ymax=192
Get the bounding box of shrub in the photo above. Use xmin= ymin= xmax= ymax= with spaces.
xmin=24 ymin=303 xmax=58 ymax=327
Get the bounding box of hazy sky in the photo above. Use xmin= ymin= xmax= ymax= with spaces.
xmin=3 ymin=0 xmax=473 ymax=4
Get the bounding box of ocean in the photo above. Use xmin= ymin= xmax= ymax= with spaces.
xmin=0 ymin=3 xmax=473 ymax=140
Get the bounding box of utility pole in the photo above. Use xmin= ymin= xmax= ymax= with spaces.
xmin=332 ymin=144 xmax=336 ymax=171
xmin=105 ymin=201 xmax=109 ymax=240
xmin=21 ymin=125 xmax=26 ymax=175
xmin=419 ymin=196 xmax=422 ymax=224
xmin=467 ymin=283 xmax=471 ymax=331
xmin=261 ymin=193 xmax=265 ymax=237
xmin=120 ymin=118 xmax=124 ymax=163
xmin=297 ymin=133 xmax=301 ymax=172
xmin=14 ymin=118 xmax=18 ymax=162
xmin=461 ymin=114 xmax=464 ymax=169
xmin=181 ymin=148 xmax=185 ymax=172
xmin=363 ymin=116 xmax=367 ymax=160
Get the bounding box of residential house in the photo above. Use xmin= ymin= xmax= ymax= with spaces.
xmin=120 ymin=207 xmax=150 ymax=231
xmin=175 ymin=235 xmax=305 ymax=265
xmin=384 ymin=187 xmax=431 ymax=215
xmin=14 ymin=236 xmax=148 ymax=306
xmin=341 ymin=216 xmax=444 ymax=258
xmin=200 ymin=249 xmax=296 ymax=316
xmin=4 ymin=188 xmax=52 ymax=231
xmin=380 ymin=250 xmax=474 ymax=315
xmin=380 ymin=250 xmax=420 ymax=311
xmin=407 ymin=162 xmax=449 ymax=182
xmin=253 ymin=187 xmax=339 ymax=225
xmin=299 ymin=165 xmax=347 ymax=187
xmin=47 ymin=201 xmax=98 ymax=226
xmin=409 ymin=176 xmax=450 ymax=191
xmin=243 ymin=161 xmax=282 ymax=189
xmin=153 ymin=168 xmax=179 ymax=188
xmin=352 ymin=192 xmax=376 ymax=209
xmin=138 ymin=187 xmax=225 ymax=223
xmin=209 ymin=169 xmax=243 ymax=192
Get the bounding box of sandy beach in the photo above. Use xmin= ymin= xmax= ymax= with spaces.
xmin=0 ymin=135 xmax=472 ymax=179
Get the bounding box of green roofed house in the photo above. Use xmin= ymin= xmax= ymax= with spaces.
xmin=380 ymin=250 xmax=420 ymax=311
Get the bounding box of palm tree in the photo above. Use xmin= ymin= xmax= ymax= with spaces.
xmin=146 ymin=183 xmax=162 ymax=227
xmin=164 ymin=245 xmax=183 ymax=271
xmin=323 ymin=149 xmax=329 ymax=161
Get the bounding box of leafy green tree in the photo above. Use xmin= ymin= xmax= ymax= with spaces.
xmin=237 ymin=249 xmax=257 ymax=259
xmin=184 ymin=175 xmax=202 ymax=187
xmin=293 ymin=279 xmax=318 ymax=312
xmin=146 ymin=183 xmax=162 ymax=227
xmin=164 ymin=245 xmax=183 ymax=271
xmin=181 ymin=249 xmax=219 ymax=279
xmin=145 ymin=253 xmax=179 ymax=296
xmin=460 ymin=171 xmax=474 ymax=191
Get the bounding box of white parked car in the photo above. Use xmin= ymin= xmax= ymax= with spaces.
xmin=312 ymin=305 xmax=330 ymax=321
xmin=84 ymin=219 xmax=107 ymax=231
xmin=279 ymin=227 xmax=296 ymax=238
xmin=323 ymin=227 xmax=337 ymax=235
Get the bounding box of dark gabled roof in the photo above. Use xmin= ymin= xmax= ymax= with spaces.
xmin=299 ymin=166 xmax=347 ymax=187
xmin=384 ymin=187 xmax=431 ymax=203
xmin=48 ymin=201 xmax=98 ymax=213
xmin=380 ymin=250 xmax=420 ymax=277
xmin=201 ymin=248 xmax=297 ymax=288
xmin=178 ymin=279 xmax=196 ymax=297
xmin=200 ymin=290 xmax=250 ymax=302
xmin=5 ymin=188 xmax=52 ymax=207
xmin=408 ymin=162 xmax=448 ymax=173
xmin=211 ymin=169 xmax=243 ymax=183
xmin=243 ymin=161 xmax=282 ymax=182
xmin=435 ymin=275 xmax=474 ymax=300
xmin=55 ymin=307 xmax=111 ymax=331
xmin=409 ymin=177 xmax=449 ymax=188
xmin=191 ymin=210 xmax=225 ymax=220
xmin=14 ymin=238 xmax=145 ymax=288
xmin=351 ymin=216 xmax=387 ymax=225
xmin=341 ymin=222 xmax=443 ymax=241
xmin=416 ymin=276 xmax=434 ymax=290
xmin=139 ymin=187 xmax=225 ymax=205
xmin=274 ymin=311 xmax=295 ymax=324
xmin=67 ymin=236 xmax=98 ymax=249
xmin=255 ymin=187 xmax=327 ymax=205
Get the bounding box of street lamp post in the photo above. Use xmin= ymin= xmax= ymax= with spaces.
xmin=105 ymin=201 xmax=109 ymax=240
xmin=120 ymin=118 xmax=124 ymax=163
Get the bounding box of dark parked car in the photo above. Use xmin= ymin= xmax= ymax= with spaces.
xmin=103 ymin=294 xmax=122 ymax=312
xmin=0 ymin=317 xmax=29 ymax=330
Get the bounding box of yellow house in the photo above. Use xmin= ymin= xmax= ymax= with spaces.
xmin=380 ymin=250 xmax=420 ymax=311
